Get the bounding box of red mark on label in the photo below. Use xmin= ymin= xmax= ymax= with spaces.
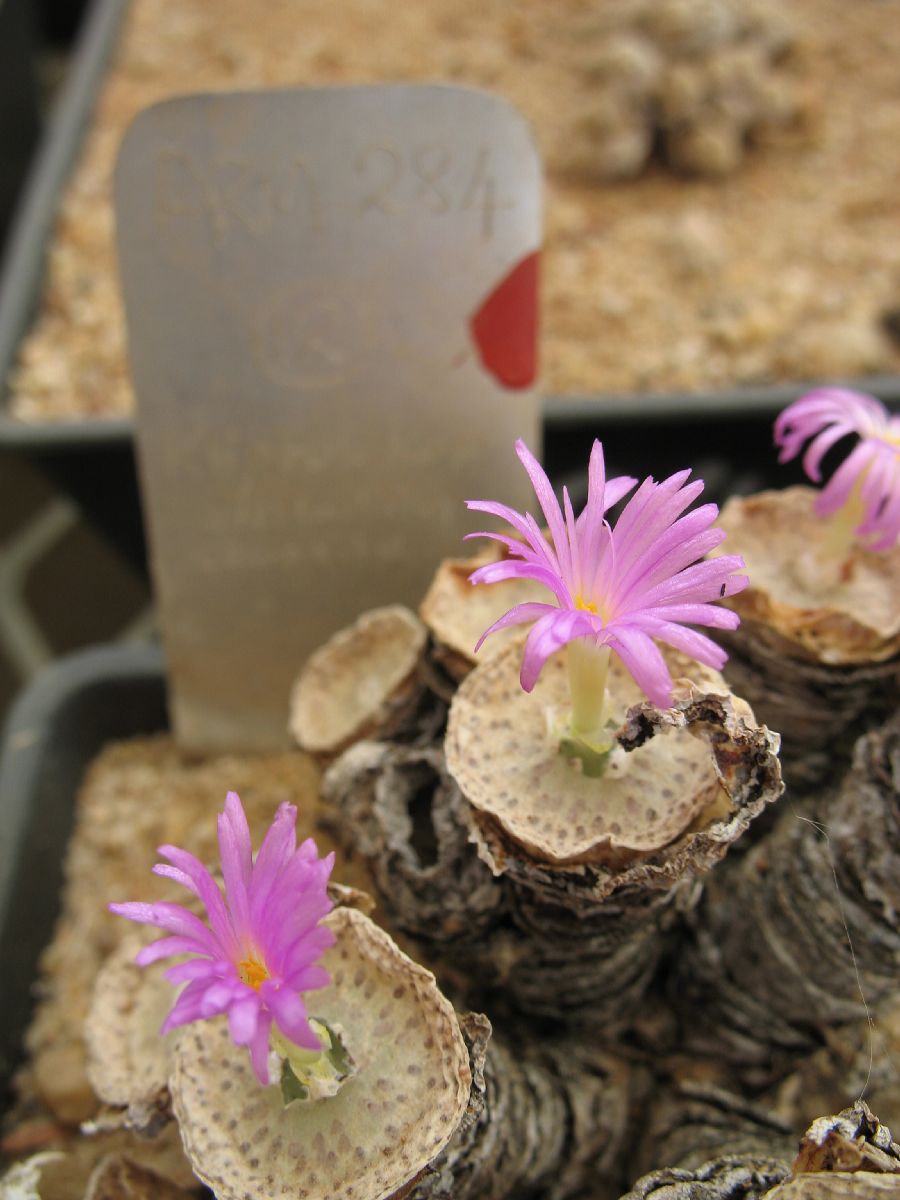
xmin=468 ymin=251 xmax=539 ymax=390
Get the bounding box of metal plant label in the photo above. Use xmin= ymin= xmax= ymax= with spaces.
xmin=116 ymin=86 xmax=541 ymax=751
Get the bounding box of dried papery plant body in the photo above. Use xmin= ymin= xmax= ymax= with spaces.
xmin=619 ymin=1086 xmax=792 ymax=1200
xmin=417 ymin=1014 xmax=637 ymax=1200
xmin=84 ymin=934 xmax=175 ymax=1136
xmin=634 ymin=1083 xmax=796 ymax=1179
xmin=289 ymin=605 xmax=445 ymax=759
xmin=675 ymin=712 xmax=900 ymax=1075
xmin=322 ymin=644 xmax=782 ymax=1029
xmin=418 ymin=547 xmax=547 ymax=690
xmin=323 ymin=737 xmax=671 ymax=1026
xmin=621 ymin=1102 xmax=900 ymax=1200
xmin=716 ymin=489 xmax=900 ymax=790
xmin=768 ymin=995 xmax=900 ymax=1138
xmin=82 ymin=1154 xmax=199 ymax=1200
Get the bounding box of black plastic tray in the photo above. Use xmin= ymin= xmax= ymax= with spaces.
xmin=0 ymin=641 xmax=167 ymax=1103
xmin=0 ymin=0 xmax=128 ymax=452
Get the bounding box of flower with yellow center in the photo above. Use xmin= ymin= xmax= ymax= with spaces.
xmin=111 ymin=792 xmax=335 ymax=1085
xmin=775 ymin=387 xmax=900 ymax=554
xmin=467 ymin=439 xmax=747 ymax=757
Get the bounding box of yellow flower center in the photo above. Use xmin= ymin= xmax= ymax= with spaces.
xmin=574 ymin=593 xmax=597 ymax=614
xmin=238 ymin=957 xmax=269 ymax=990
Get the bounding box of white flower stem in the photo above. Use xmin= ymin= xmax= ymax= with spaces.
xmin=823 ymin=479 xmax=866 ymax=563
xmin=566 ymin=639 xmax=610 ymax=743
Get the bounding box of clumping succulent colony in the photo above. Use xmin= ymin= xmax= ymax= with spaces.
xmin=774 ymin=386 xmax=900 ymax=554
xmin=111 ymin=791 xmax=340 ymax=1094
xmin=65 ymin=424 xmax=899 ymax=1200
xmin=467 ymin=437 xmax=747 ymax=771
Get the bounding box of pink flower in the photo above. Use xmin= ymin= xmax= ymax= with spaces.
xmin=110 ymin=792 xmax=335 ymax=1085
xmin=774 ymin=388 xmax=900 ymax=551
xmin=467 ymin=439 xmax=747 ymax=708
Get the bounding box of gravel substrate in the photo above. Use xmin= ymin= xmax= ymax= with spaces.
xmin=6 ymin=0 xmax=900 ymax=421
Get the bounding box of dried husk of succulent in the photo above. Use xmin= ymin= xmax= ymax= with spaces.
xmin=716 ymin=488 xmax=900 ymax=789
xmin=620 ymin=1101 xmax=900 ymax=1200
xmin=84 ymin=933 xmax=175 ymax=1137
xmin=288 ymin=545 xmax=549 ymax=758
xmin=674 ymin=711 xmax=900 ymax=1076
xmin=322 ymin=638 xmax=782 ymax=1029
xmin=769 ymin=995 xmax=900 ymax=1139
xmin=634 ymin=1082 xmax=796 ymax=1180
xmin=416 ymin=1014 xmax=637 ymax=1200
xmin=288 ymin=605 xmax=443 ymax=758
xmin=81 ymin=1154 xmax=198 ymax=1200
xmin=419 ymin=544 xmax=546 ymax=686
xmin=85 ymin=902 xmax=631 ymax=1200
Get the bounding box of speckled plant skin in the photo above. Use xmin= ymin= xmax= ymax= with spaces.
xmin=86 ymin=897 xmax=635 ymax=1200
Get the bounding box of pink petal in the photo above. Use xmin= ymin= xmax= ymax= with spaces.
xmin=261 ymin=982 xmax=320 ymax=1050
xmin=466 ymin=500 xmax=559 ymax=572
xmin=520 ymin=608 xmax=598 ymax=692
xmin=608 ymin=626 xmax=673 ymax=708
xmin=473 ymin=601 xmax=557 ymax=653
xmin=463 ymin=530 xmax=531 ymax=557
xmin=515 ymin=440 xmax=573 ymax=588
xmin=154 ymin=845 xmax=238 ymax=958
xmin=611 ymin=505 xmax=722 ymax=607
xmin=815 ymin=441 xmax=875 ymax=516
xmin=801 ymin=422 xmax=851 ymax=482
xmin=260 ymin=858 xmax=335 ymax=967
xmin=165 ymin=959 xmax=221 ymax=985
xmin=227 ymin=994 xmax=261 ymax=1046
xmin=636 ymin=556 xmax=747 ymax=608
xmin=217 ymin=792 xmax=252 ymax=938
xmin=199 ymin=979 xmax=246 ymax=1017
xmin=160 ymin=978 xmax=216 ymax=1033
xmin=603 ymin=474 xmax=638 ymax=510
xmin=249 ymin=802 xmax=298 ymax=926
xmin=285 ymin=964 xmax=331 ymax=993
xmin=134 ymin=934 xmax=216 ymax=966
xmin=248 ymin=1010 xmax=273 ymax=1086
xmin=282 ymin=925 xmax=338 ymax=977
xmin=576 ymin=441 xmax=609 ymax=575
xmin=264 ymin=901 xmax=335 ymax=974
xmin=109 ymin=901 xmax=218 ymax=954
xmin=562 ymin=485 xmax=582 ymax=595
xmin=469 ymin=558 xmax=572 ymax=606
xmin=632 ymin=616 xmax=729 ymax=671
xmin=640 ymin=603 xmax=742 ymax=629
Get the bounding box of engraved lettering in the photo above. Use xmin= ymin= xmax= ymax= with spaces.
xmin=255 ymin=286 xmax=373 ymax=391
xmin=460 ymin=147 xmax=516 ymax=239
xmin=410 ymin=143 xmax=451 ymax=214
xmin=274 ymin=158 xmax=322 ymax=231
xmin=356 ymin=145 xmax=402 ymax=214
xmin=155 ymin=150 xmax=321 ymax=241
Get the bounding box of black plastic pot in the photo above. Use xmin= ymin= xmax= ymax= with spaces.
xmin=0 ymin=641 xmax=167 ymax=1104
